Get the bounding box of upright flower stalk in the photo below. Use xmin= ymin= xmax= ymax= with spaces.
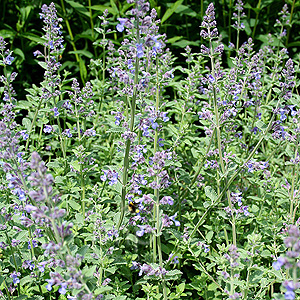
xmin=27 ymin=3 xmax=66 ymax=162
xmin=201 ymin=3 xmax=237 ymax=246
xmin=117 ymin=2 xmax=141 ymax=230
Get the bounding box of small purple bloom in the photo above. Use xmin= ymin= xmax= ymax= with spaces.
xmin=285 ymin=291 xmax=295 ymax=300
xmin=5 ymin=54 xmax=14 ymax=65
xmin=170 ymin=213 xmax=180 ymax=226
xmin=46 ymin=279 xmax=54 ymax=291
xmin=136 ymin=225 xmax=146 ymax=237
xmin=208 ymin=75 xmax=215 ymax=83
xmin=53 ymin=107 xmax=59 ymax=117
xmin=160 ymin=196 xmax=174 ymax=205
xmin=20 ymin=130 xmax=29 ymax=140
xmin=136 ymin=43 xmax=144 ymax=58
xmin=203 ymin=244 xmax=209 ymax=253
xmin=10 ymin=271 xmax=20 ymax=285
xmin=273 ymin=257 xmax=286 ymax=270
xmin=116 ymin=18 xmax=127 ymax=32
xmin=100 ymin=170 xmax=108 ymax=181
xmin=158 ymin=138 xmax=164 ymax=147
xmin=44 ymin=125 xmax=53 ymax=133
xmin=242 ymin=206 xmax=249 ymax=216
xmin=161 ymin=112 xmax=169 ymax=122
xmin=59 ymin=282 xmax=68 ymax=295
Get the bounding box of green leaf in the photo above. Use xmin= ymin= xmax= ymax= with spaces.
xmin=255 ymin=120 xmax=267 ymax=131
xmin=107 ymin=127 xmax=125 ymax=133
xmin=20 ymin=32 xmax=45 ymax=44
xmin=68 ymin=199 xmax=81 ymax=211
xmin=110 ymin=0 xmax=119 ymax=15
xmin=22 ymin=118 xmax=31 ymax=132
xmin=69 ymin=50 xmax=93 ymax=58
xmin=14 ymin=48 xmax=25 ymax=62
xmin=16 ymin=101 xmax=32 ymax=109
xmin=172 ymin=39 xmax=199 ymax=48
xmin=37 ymin=61 xmax=48 ymax=70
xmin=175 ymin=5 xmax=197 ymax=17
xmin=82 ymin=265 xmax=97 ymax=277
xmin=79 ymin=59 xmax=87 ymax=83
xmin=205 ymin=186 xmax=217 ymax=202
xmin=176 ymin=282 xmax=185 ymax=293
xmin=167 ymin=36 xmax=183 ymax=44
xmin=161 ymin=0 xmax=184 ymax=24
xmin=9 ymin=254 xmax=22 ymax=268
xmin=65 ymin=0 xmax=90 ymax=17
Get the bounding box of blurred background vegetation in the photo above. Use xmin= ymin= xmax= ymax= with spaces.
xmin=0 ymin=0 xmax=299 ymax=98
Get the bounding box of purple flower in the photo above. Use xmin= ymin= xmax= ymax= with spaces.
xmin=136 ymin=225 xmax=146 ymax=237
xmin=136 ymin=43 xmax=144 ymax=58
xmin=10 ymin=271 xmax=20 ymax=285
xmin=170 ymin=212 xmax=180 ymax=226
xmin=53 ymin=107 xmax=59 ymax=117
xmin=285 ymin=291 xmax=295 ymax=300
xmin=44 ymin=125 xmax=53 ymax=133
xmin=160 ymin=196 xmax=174 ymax=205
xmin=203 ymin=244 xmax=210 ymax=253
xmin=242 ymin=206 xmax=249 ymax=216
xmin=289 ymin=105 xmax=297 ymax=116
xmin=208 ymin=75 xmax=215 ymax=83
xmin=116 ymin=18 xmax=127 ymax=32
xmin=19 ymin=130 xmax=29 ymax=140
xmin=5 ymin=54 xmax=14 ymax=65
xmin=46 ymin=279 xmax=54 ymax=291
xmin=158 ymin=138 xmax=164 ymax=147
xmin=100 ymin=170 xmax=108 ymax=181
xmin=59 ymin=282 xmax=68 ymax=294
xmin=63 ymin=129 xmax=72 ymax=138
xmin=102 ymin=278 xmax=111 ymax=286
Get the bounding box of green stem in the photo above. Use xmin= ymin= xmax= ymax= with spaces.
xmin=117 ymin=10 xmax=140 ymax=230
xmin=25 ymin=97 xmax=43 ymax=151
xmin=251 ymin=0 xmax=261 ymax=39
xmin=209 ymin=28 xmax=236 ymax=246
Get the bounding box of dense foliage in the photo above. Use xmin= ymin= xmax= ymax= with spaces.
xmin=0 ymin=0 xmax=300 ymax=299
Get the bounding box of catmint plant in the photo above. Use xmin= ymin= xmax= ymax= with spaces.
xmin=0 ymin=0 xmax=299 ymax=299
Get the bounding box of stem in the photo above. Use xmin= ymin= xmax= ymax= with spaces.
xmin=117 ymin=9 xmax=140 ymax=230
xmin=251 ymin=0 xmax=261 ymax=39
xmin=209 ymin=28 xmax=236 ymax=246
xmin=25 ymin=97 xmax=44 ymax=151
xmin=152 ymin=57 xmax=168 ymax=299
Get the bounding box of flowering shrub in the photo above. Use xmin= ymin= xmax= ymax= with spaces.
xmin=0 ymin=1 xmax=299 ymax=299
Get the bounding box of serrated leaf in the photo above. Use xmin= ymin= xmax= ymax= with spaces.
xmin=22 ymin=118 xmax=31 ymax=132
xmin=205 ymin=186 xmax=217 ymax=202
